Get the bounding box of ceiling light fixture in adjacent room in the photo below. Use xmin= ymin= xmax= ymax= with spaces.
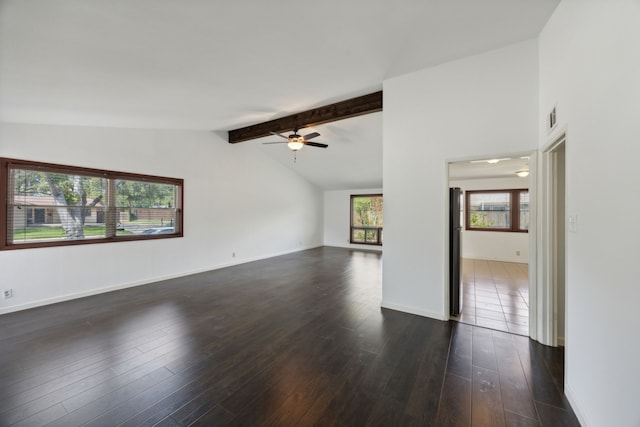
xmin=470 ymin=158 xmax=511 ymax=164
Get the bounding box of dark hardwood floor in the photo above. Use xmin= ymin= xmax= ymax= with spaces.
xmin=0 ymin=247 xmax=579 ymax=426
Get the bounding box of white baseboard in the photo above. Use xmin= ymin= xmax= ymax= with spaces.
xmin=323 ymin=243 xmax=382 ymax=252
xmin=565 ymin=384 xmax=590 ymax=427
xmin=380 ymin=300 xmax=448 ymax=321
xmin=0 ymin=273 xmax=193 ymax=315
xmin=0 ymin=245 xmax=322 ymax=315
xmin=463 ymin=255 xmax=528 ymax=264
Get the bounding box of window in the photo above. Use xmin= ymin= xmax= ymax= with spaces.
xmin=350 ymin=194 xmax=383 ymax=245
xmin=466 ymin=189 xmax=528 ymax=232
xmin=1 ymin=158 xmax=183 ymax=250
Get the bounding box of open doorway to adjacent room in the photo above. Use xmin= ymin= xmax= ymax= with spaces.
xmin=448 ymin=155 xmax=532 ymax=335
xmin=544 ymin=135 xmax=567 ymax=346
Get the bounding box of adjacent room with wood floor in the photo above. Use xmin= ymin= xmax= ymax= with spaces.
xmin=1 ymin=1 xmax=639 ymax=426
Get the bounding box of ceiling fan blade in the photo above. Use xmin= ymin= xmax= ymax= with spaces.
xmin=262 ymin=141 xmax=288 ymax=145
xmin=305 ymin=141 xmax=328 ymax=148
xmin=270 ymin=131 xmax=289 ymax=140
xmin=303 ymin=132 xmax=320 ymax=140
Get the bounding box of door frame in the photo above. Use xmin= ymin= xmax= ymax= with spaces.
xmin=444 ymin=137 xmax=567 ymax=348
xmin=536 ymin=132 xmax=567 ymax=347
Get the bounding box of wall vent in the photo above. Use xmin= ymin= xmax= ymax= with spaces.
xmin=548 ymin=106 xmax=557 ymax=132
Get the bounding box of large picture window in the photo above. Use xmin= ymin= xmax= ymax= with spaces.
xmin=466 ymin=189 xmax=528 ymax=232
xmin=1 ymin=158 xmax=183 ymax=250
xmin=350 ymin=194 xmax=383 ymax=245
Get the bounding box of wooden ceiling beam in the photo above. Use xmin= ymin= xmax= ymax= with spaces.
xmin=227 ymin=91 xmax=382 ymax=144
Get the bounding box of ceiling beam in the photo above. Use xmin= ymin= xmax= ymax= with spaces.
xmin=227 ymin=91 xmax=382 ymax=144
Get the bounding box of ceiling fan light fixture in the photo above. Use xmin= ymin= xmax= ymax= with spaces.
xmin=263 ymin=128 xmax=326 ymax=153
xmin=287 ymin=138 xmax=304 ymax=151
xmin=516 ymin=170 xmax=530 ymax=177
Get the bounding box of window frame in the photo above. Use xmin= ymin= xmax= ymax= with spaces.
xmin=0 ymin=157 xmax=184 ymax=250
xmin=349 ymin=193 xmax=383 ymax=246
xmin=465 ymin=189 xmax=528 ymax=233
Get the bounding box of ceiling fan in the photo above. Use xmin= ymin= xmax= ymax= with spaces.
xmin=263 ymin=128 xmax=328 ymax=152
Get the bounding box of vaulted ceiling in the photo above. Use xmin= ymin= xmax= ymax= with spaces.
xmin=0 ymin=0 xmax=559 ymax=189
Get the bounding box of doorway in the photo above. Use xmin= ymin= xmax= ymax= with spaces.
xmin=545 ymin=136 xmax=566 ymax=346
xmin=448 ymin=155 xmax=532 ymax=336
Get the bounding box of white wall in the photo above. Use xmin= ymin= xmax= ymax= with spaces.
xmin=0 ymin=123 xmax=323 ymax=314
xmin=450 ymin=177 xmax=529 ymax=263
xmin=539 ymin=1 xmax=640 ymax=425
xmin=323 ymin=188 xmax=383 ymax=251
xmin=462 ymin=232 xmax=527 ymax=263
xmin=382 ymin=39 xmax=538 ymax=319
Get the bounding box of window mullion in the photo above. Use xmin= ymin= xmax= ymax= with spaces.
xmin=5 ymin=166 xmax=14 ymax=244
xmin=105 ymin=178 xmax=117 ymax=238
xmin=511 ymin=190 xmax=517 ymax=231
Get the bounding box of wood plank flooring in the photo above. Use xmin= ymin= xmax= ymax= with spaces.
xmin=0 ymin=247 xmax=579 ymax=426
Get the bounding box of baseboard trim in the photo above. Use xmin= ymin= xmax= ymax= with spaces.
xmin=463 ymin=255 xmax=528 ymax=264
xmin=323 ymin=243 xmax=383 ymax=252
xmin=0 ymin=245 xmax=322 ymax=315
xmin=565 ymin=384 xmax=590 ymax=427
xmin=380 ymin=300 xmax=448 ymax=321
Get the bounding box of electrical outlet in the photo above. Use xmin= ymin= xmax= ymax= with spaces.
xmin=3 ymin=289 xmax=13 ymax=299
xmin=516 ymin=251 xmax=521 ymax=256
xmin=232 ymin=252 xmax=236 ymax=258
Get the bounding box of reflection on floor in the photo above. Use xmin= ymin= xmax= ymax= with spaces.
xmin=1 ymin=248 xmax=579 ymax=426
xmin=452 ymin=258 xmax=529 ymax=336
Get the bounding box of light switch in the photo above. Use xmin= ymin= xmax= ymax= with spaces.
xmin=568 ymin=215 xmax=577 ymax=233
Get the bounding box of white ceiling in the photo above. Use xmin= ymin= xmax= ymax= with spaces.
xmin=449 ymin=157 xmax=531 ymax=181
xmin=0 ymin=0 xmax=559 ymax=190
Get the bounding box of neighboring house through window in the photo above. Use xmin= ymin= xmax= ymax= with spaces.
xmin=1 ymin=158 xmax=183 ymax=250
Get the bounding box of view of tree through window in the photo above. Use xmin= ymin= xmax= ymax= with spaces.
xmin=466 ymin=189 xmax=528 ymax=232
xmin=350 ymin=194 xmax=383 ymax=245
xmin=1 ymin=158 xmax=183 ymax=250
